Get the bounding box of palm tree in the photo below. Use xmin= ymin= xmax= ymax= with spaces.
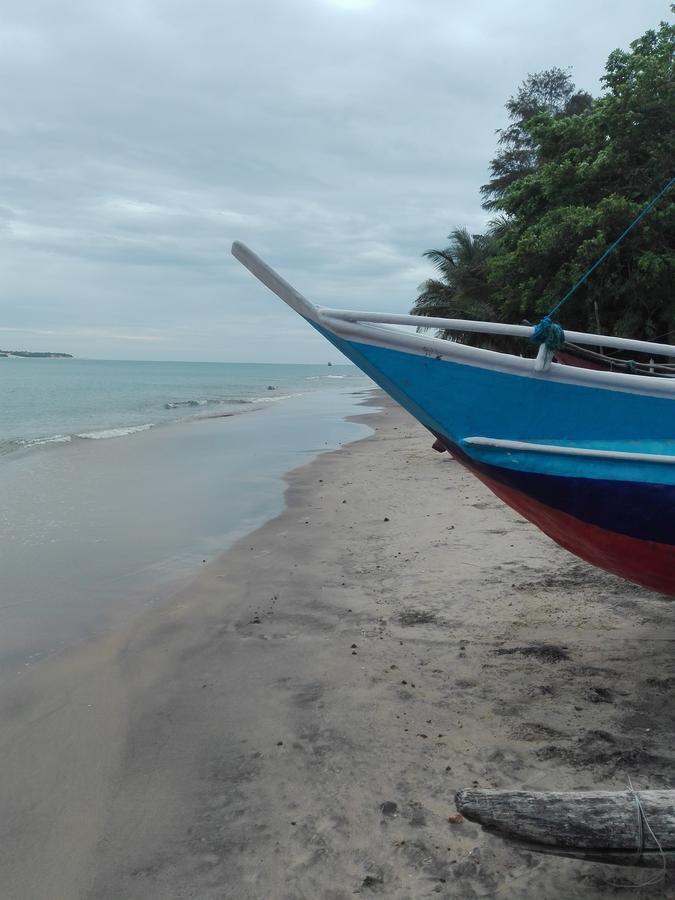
xmin=411 ymin=228 xmax=497 ymax=342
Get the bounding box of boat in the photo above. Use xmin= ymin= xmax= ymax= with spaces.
xmin=231 ymin=242 xmax=675 ymax=597
xmin=554 ymin=341 xmax=675 ymax=376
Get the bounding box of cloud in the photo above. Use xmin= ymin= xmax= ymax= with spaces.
xmin=0 ymin=0 xmax=667 ymax=360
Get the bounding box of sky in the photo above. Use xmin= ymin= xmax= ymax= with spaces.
xmin=0 ymin=0 xmax=670 ymax=362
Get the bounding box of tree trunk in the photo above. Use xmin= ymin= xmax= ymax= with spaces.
xmin=455 ymin=789 xmax=675 ymax=868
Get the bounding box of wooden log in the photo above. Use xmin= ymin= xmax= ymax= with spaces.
xmin=455 ymin=789 xmax=675 ymax=869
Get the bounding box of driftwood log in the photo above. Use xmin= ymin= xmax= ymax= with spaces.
xmin=455 ymin=789 xmax=675 ymax=868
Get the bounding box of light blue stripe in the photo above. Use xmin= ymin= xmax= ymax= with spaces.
xmin=313 ymin=324 xmax=675 ymax=486
xmin=461 ymin=442 xmax=675 ymax=485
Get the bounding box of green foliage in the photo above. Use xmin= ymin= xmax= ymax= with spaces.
xmin=413 ymin=17 xmax=675 ymax=351
xmin=410 ymin=228 xmax=498 ymax=343
xmin=481 ymin=67 xmax=592 ymax=210
xmin=488 ymin=20 xmax=674 ymax=343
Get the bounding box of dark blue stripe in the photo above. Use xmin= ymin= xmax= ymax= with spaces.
xmin=437 ymin=435 xmax=675 ymax=546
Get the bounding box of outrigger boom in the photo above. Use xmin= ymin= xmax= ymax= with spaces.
xmin=232 ymin=242 xmax=675 ymax=376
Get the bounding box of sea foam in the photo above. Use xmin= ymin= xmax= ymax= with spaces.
xmin=76 ymin=424 xmax=154 ymax=440
xmin=18 ymin=434 xmax=73 ymax=448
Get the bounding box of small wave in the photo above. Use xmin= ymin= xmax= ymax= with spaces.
xmin=77 ymin=424 xmax=154 ymax=440
xmin=17 ymin=434 xmax=72 ymax=448
xmin=305 ymin=374 xmax=347 ymax=380
xmin=250 ymin=393 xmax=298 ymax=404
xmin=165 ymin=398 xmax=253 ymax=410
xmin=165 ymin=400 xmax=206 ymax=409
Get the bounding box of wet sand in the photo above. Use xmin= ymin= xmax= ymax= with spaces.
xmin=1 ymin=393 xmax=673 ymax=898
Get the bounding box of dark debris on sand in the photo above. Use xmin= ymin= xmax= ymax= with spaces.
xmin=494 ymin=643 xmax=570 ymax=663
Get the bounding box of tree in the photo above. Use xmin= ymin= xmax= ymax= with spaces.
xmin=415 ymin=18 xmax=673 ymax=350
xmin=481 ymin=68 xmax=592 ymax=210
xmin=487 ymin=21 xmax=674 ymax=345
xmin=410 ymin=228 xmax=497 ymax=342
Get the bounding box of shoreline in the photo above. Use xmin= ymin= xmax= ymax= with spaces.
xmin=0 ymin=358 xmax=362 ymax=461
xmin=1 ymin=394 xmax=673 ymax=898
xmin=0 ymin=384 xmax=372 ymax=672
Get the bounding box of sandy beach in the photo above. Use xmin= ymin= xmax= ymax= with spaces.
xmin=1 ymin=392 xmax=673 ymax=899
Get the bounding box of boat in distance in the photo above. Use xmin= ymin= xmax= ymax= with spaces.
xmin=232 ymin=241 xmax=675 ymax=597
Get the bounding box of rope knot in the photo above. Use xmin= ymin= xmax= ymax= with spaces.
xmin=530 ymin=316 xmax=565 ymax=352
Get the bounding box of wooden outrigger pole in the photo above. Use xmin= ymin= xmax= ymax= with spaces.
xmin=455 ymin=789 xmax=675 ymax=869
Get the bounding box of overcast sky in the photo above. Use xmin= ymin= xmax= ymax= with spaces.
xmin=0 ymin=0 xmax=669 ymax=362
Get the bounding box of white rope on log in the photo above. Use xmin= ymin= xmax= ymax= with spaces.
xmin=605 ymin=778 xmax=667 ymax=889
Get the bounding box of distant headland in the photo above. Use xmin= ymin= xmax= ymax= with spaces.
xmin=0 ymin=350 xmax=73 ymax=358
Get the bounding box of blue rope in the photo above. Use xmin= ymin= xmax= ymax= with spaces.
xmin=530 ymin=175 xmax=674 ymax=346
xmin=529 ymin=315 xmax=565 ymax=350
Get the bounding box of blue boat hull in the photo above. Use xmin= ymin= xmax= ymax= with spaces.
xmin=313 ymin=325 xmax=675 ymax=596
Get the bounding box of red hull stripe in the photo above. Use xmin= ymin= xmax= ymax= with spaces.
xmin=470 ymin=464 xmax=675 ymax=595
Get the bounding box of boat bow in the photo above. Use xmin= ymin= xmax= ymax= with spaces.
xmin=232 ymin=242 xmax=675 ymax=596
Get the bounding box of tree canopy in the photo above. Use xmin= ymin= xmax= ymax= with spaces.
xmin=480 ymin=67 xmax=592 ymax=211
xmin=413 ymin=17 xmax=674 ymax=350
xmin=411 ymin=229 xmax=495 ymax=324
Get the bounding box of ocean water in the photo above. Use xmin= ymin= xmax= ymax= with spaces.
xmin=0 ymin=360 xmax=374 ymax=671
xmin=0 ymin=358 xmax=362 ymax=454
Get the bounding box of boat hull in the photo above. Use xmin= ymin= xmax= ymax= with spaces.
xmin=313 ymin=327 xmax=675 ymax=596
xmin=435 ymin=434 xmax=675 ymax=595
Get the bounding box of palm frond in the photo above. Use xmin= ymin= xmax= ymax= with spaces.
xmin=410 ymin=226 xmax=500 ymax=347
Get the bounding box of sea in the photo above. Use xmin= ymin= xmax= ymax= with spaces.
xmin=0 ymin=358 xmax=374 ymax=671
